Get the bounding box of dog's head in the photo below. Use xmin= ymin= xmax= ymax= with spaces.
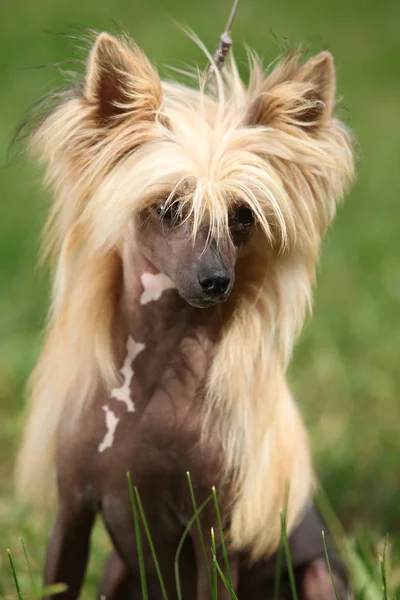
xmin=33 ymin=33 xmax=354 ymax=310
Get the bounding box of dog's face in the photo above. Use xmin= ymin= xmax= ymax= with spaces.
xmin=39 ymin=33 xmax=353 ymax=319
xmin=75 ymin=33 xmax=353 ymax=310
xmin=134 ymin=201 xmax=254 ymax=307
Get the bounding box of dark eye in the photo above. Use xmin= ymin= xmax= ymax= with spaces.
xmin=156 ymin=202 xmax=182 ymax=223
xmin=233 ymin=206 xmax=254 ymax=226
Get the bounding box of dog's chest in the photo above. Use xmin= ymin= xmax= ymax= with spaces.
xmin=67 ymin=333 xmax=225 ymax=518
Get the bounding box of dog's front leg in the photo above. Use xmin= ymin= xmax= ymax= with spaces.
xmin=98 ymin=551 xmax=134 ymax=600
xmin=43 ymin=501 xmax=96 ymax=599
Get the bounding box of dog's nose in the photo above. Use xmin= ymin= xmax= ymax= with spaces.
xmin=198 ymin=273 xmax=230 ymax=296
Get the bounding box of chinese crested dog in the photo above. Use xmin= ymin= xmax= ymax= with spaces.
xmin=16 ymin=30 xmax=354 ymax=599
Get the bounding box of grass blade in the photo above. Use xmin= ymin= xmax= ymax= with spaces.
xmin=7 ymin=550 xmax=23 ymax=600
xmin=315 ymin=484 xmax=347 ymax=543
xmin=357 ymin=585 xmax=368 ymax=600
xmin=343 ymin=538 xmax=381 ymax=600
xmin=210 ymin=528 xmax=218 ymax=600
xmin=380 ymin=535 xmax=389 ymax=600
xmin=174 ymin=494 xmax=213 ymax=600
xmin=212 ymin=486 xmax=233 ymax=589
xmin=186 ymin=472 xmax=213 ymax=596
xmin=210 ymin=534 xmax=239 ymax=600
xmin=322 ymin=530 xmax=340 ymax=600
xmin=20 ymin=538 xmax=38 ymax=597
xmin=134 ymin=486 xmax=169 ymax=600
xmin=213 ymin=558 xmax=239 ymax=600
xmin=273 ymin=536 xmax=284 ymax=600
xmin=280 ymin=509 xmax=299 ymax=600
xmin=316 ymin=485 xmax=382 ymax=600
xmin=354 ymin=525 xmax=377 ymax=574
xmin=127 ymin=472 xmax=148 ymax=600
xmin=38 ymin=583 xmax=68 ymax=596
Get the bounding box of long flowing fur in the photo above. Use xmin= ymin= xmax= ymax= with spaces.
xmin=16 ymin=33 xmax=355 ymax=558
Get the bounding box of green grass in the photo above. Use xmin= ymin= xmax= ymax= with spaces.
xmin=3 ymin=482 xmax=399 ymax=599
xmin=0 ymin=0 xmax=399 ymax=596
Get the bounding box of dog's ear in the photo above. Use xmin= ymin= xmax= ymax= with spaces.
xmin=296 ymin=51 xmax=335 ymax=123
xmin=248 ymin=51 xmax=335 ymax=131
xmin=85 ymin=33 xmax=163 ymax=124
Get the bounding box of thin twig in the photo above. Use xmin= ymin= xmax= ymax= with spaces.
xmin=225 ymin=0 xmax=241 ymax=35
xmin=210 ymin=0 xmax=241 ymax=73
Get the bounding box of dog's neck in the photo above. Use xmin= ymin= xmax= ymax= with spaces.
xmin=121 ymin=236 xmax=202 ymax=341
xmin=118 ymin=234 xmax=221 ymax=397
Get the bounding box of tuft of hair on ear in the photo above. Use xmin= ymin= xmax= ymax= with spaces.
xmin=85 ymin=32 xmax=164 ymax=125
xmin=247 ymin=50 xmax=336 ymax=132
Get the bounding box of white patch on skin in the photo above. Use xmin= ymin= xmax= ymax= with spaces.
xmin=140 ymin=272 xmax=175 ymax=305
xmin=98 ymin=406 xmax=120 ymax=453
xmin=111 ymin=336 xmax=145 ymax=412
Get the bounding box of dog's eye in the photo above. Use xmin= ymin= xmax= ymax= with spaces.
xmin=156 ymin=202 xmax=182 ymax=223
xmin=233 ymin=206 xmax=254 ymax=226
xmin=229 ymin=205 xmax=255 ymax=247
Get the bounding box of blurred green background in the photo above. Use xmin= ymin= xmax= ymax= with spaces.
xmin=0 ymin=0 xmax=399 ymax=595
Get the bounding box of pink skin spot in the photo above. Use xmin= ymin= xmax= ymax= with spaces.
xmin=110 ymin=336 xmax=145 ymax=412
xmin=140 ymin=272 xmax=175 ymax=304
xmin=98 ymin=406 xmax=120 ymax=453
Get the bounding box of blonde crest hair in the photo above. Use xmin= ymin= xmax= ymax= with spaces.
xmin=16 ymin=32 xmax=355 ymax=559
